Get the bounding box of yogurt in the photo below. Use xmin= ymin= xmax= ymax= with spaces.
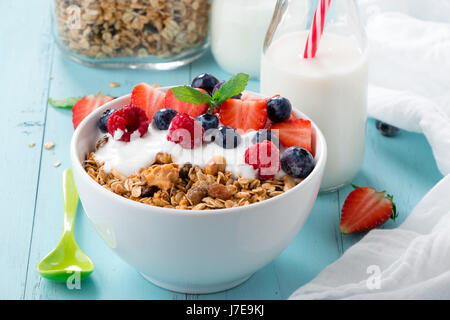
xmin=94 ymin=125 xmax=266 ymax=179
xmin=261 ymin=32 xmax=368 ymax=191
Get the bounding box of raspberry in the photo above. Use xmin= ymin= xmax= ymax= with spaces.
xmin=167 ymin=113 xmax=204 ymax=149
xmin=107 ymin=105 xmax=149 ymax=142
xmin=245 ymin=140 xmax=280 ymax=179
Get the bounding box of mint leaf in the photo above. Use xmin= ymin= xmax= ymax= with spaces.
xmin=171 ymin=86 xmax=212 ymax=105
xmin=171 ymin=73 xmax=250 ymax=114
xmin=212 ymin=73 xmax=249 ymax=104
xmin=48 ymin=97 xmax=80 ymax=108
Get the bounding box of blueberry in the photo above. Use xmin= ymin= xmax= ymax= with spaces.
xmin=213 ymin=126 xmax=241 ymax=149
xmin=252 ymin=130 xmax=280 ymax=148
xmin=191 ymin=73 xmax=220 ymax=95
xmin=141 ymin=186 xmax=159 ymax=198
xmin=196 ymin=113 xmax=219 ymax=131
xmin=281 ymin=147 xmax=315 ymax=179
xmin=266 ymin=97 xmax=292 ymax=123
xmin=98 ymin=109 xmax=115 ymax=133
xmin=376 ymin=120 xmax=399 ymax=137
xmin=153 ymin=108 xmax=178 ymax=130
xmin=179 ymin=163 xmax=192 ymax=179
xmin=212 ymin=81 xmax=242 ymax=99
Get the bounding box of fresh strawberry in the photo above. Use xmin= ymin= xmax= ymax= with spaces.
xmin=219 ymin=98 xmax=268 ymax=132
xmin=72 ymin=93 xmax=114 ymax=129
xmin=264 ymin=112 xmax=295 ymax=129
xmin=340 ymin=186 xmax=398 ymax=234
xmin=241 ymin=93 xmax=280 ymax=104
xmin=270 ymin=118 xmax=312 ymax=152
xmin=241 ymin=92 xmax=263 ymax=101
xmin=245 ymin=140 xmax=280 ymax=179
xmin=130 ymin=83 xmax=166 ymax=122
xmin=164 ymin=88 xmax=208 ymax=118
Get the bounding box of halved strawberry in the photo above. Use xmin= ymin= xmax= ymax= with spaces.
xmin=72 ymin=93 xmax=114 ymax=129
xmin=241 ymin=92 xmax=263 ymax=101
xmin=130 ymin=83 xmax=166 ymax=122
xmin=340 ymin=186 xmax=397 ymax=234
xmin=270 ymin=118 xmax=312 ymax=152
xmin=264 ymin=112 xmax=295 ymax=129
xmin=164 ymin=88 xmax=208 ymax=118
xmin=219 ymin=98 xmax=268 ymax=132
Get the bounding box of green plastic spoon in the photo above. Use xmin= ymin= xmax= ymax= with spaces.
xmin=37 ymin=168 xmax=94 ymax=282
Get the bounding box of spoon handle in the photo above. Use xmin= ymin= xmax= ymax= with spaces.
xmin=62 ymin=168 xmax=79 ymax=235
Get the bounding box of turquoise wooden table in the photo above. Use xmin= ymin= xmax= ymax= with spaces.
xmin=0 ymin=1 xmax=443 ymax=300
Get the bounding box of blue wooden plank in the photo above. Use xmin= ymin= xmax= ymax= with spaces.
xmin=23 ymin=49 xmax=190 ymax=300
xmin=0 ymin=0 xmax=54 ymax=299
xmin=273 ymin=192 xmax=343 ymax=299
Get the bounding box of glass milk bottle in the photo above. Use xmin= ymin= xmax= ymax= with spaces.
xmin=210 ymin=0 xmax=308 ymax=79
xmin=261 ymin=0 xmax=368 ymax=192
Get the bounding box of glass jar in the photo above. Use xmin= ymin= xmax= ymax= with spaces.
xmin=261 ymin=0 xmax=368 ymax=192
xmin=52 ymin=0 xmax=210 ymax=70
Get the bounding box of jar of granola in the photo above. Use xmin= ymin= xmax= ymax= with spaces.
xmin=52 ymin=0 xmax=210 ymax=69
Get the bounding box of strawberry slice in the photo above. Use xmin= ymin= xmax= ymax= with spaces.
xmin=131 ymin=83 xmax=166 ymax=122
xmin=219 ymin=98 xmax=268 ymax=132
xmin=241 ymin=92 xmax=263 ymax=101
xmin=72 ymin=93 xmax=114 ymax=129
xmin=164 ymin=88 xmax=208 ymax=119
xmin=242 ymin=92 xmax=280 ymax=104
xmin=270 ymin=118 xmax=312 ymax=152
xmin=340 ymin=186 xmax=398 ymax=234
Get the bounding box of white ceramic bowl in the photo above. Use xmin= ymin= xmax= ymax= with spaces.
xmin=70 ymin=89 xmax=327 ymax=294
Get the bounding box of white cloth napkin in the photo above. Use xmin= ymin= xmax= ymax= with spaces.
xmin=363 ymin=0 xmax=450 ymax=175
xmin=290 ymin=0 xmax=450 ymax=299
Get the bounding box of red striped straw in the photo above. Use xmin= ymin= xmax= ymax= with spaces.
xmin=303 ymin=0 xmax=332 ymax=59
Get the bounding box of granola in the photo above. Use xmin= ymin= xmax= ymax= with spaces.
xmin=54 ymin=0 xmax=210 ymax=60
xmin=84 ymin=152 xmax=300 ymax=210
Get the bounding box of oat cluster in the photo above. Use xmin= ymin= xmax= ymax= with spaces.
xmin=84 ymin=152 xmax=299 ymax=210
xmin=54 ymin=0 xmax=210 ymax=59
